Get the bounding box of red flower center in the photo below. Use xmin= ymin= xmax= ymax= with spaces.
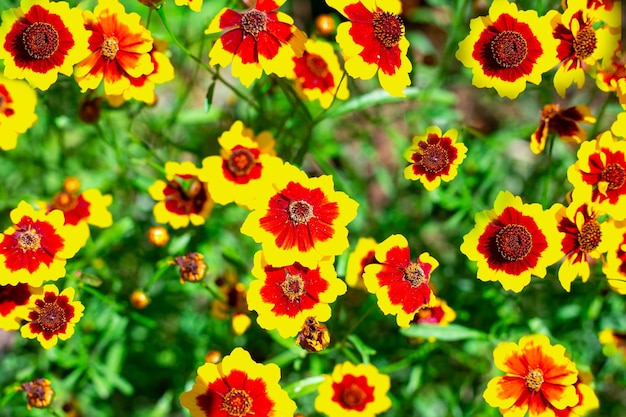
xmin=403 ymin=262 xmax=425 ymax=287
xmin=573 ymin=26 xmax=597 ymax=59
xmin=240 ymin=9 xmax=267 ymax=37
xmin=280 ymin=272 xmax=306 ymax=301
xmin=340 ymin=383 xmax=367 ymax=408
xmin=420 ymin=143 xmax=449 ymax=173
xmin=305 ymin=54 xmax=330 ymax=78
xmin=495 ymin=224 xmax=532 ymax=262
xmin=600 ymin=163 xmax=625 ymax=190
xmin=490 ymin=30 xmax=528 ymax=68
xmin=372 ymin=11 xmax=404 ymax=48
xmin=220 ymin=388 xmax=252 ymax=416
xmin=101 ymin=37 xmax=120 ymax=60
xmin=22 ymin=22 xmax=59 ymax=60
xmin=525 ymin=369 xmax=544 ymax=392
xmin=288 ymin=200 xmax=314 ymax=224
xmin=38 ymin=302 xmax=66 ymax=332
xmin=18 ymin=228 xmax=42 ymax=251
xmin=332 ymin=374 xmax=375 ymax=411
xmin=227 ymin=148 xmax=256 ymax=176
xmin=578 ymin=220 xmax=602 ymax=253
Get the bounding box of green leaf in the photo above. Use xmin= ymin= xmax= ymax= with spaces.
xmin=347 ymin=334 xmax=377 ymax=364
xmin=283 ymin=375 xmax=326 ymax=399
xmin=400 ymin=324 xmax=488 ymax=341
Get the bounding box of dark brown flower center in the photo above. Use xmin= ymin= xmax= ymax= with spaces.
xmin=306 ymin=53 xmax=329 ymax=77
xmin=288 ymin=200 xmax=314 ymax=224
xmin=579 ymin=220 xmax=602 ymax=253
xmin=280 ymin=272 xmax=306 ymax=302
xmin=525 ymin=369 xmax=544 ymax=392
xmin=101 ymin=38 xmax=120 ymax=60
xmin=227 ymin=148 xmax=256 ymax=176
xmin=340 ymin=383 xmax=367 ymax=408
xmin=600 ymin=163 xmax=625 ymax=190
xmin=495 ymin=224 xmax=532 ymax=262
xmin=240 ymin=9 xmax=267 ymax=37
xmin=38 ymin=303 xmax=66 ymax=332
xmin=22 ymin=22 xmax=59 ymax=60
xmin=491 ymin=30 xmax=528 ymax=68
xmin=18 ymin=228 xmax=42 ymax=251
xmin=421 ymin=144 xmax=449 ymax=173
xmin=574 ymin=26 xmax=597 ymax=59
xmin=50 ymin=191 xmax=78 ymax=212
xmin=403 ymin=262 xmax=425 ymax=287
xmin=220 ymin=388 xmax=252 ymax=416
xmin=372 ymin=11 xmax=404 ymax=48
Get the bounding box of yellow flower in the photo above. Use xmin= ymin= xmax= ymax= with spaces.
xmin=413 ymin=296 xmax=456 ymax=326
xmin=180 ymin=347 xmax=296 ymax=417
xmin=327 ymin=0 xmax=412 ymax=97
xmin=0 ymin=283 xmax=42 ymax=331
xmin=599 ymin=328 xmax=626 ymax=357
xmin=0 ymin=201 xmax=82 ymax=287
xmin=241 ymin=162 xmax=358 ymax=269
xmin=345 ymin=237 xmax=378 ymax=290
xmin=530 ymin=104 xmax=595 ymax=154
xmin=314 ymin=361 xmax=392 ymax=416
xmin=456 ymin=0 xmax=558 ymax=99
xmin=0 ymin=0 xmax=90 ymax=90
xmin=20 ymin=284 xmax=85 ymax=350
xmin=247 ymin=250 xmax=346 ymax=338
xmin=0 ymin=74 xmax=38 ymax=151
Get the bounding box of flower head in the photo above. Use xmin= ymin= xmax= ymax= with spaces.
xmin=172 ymin=252 xmax=207 ymax=284
xmin=599 ymin=328 xmax=626 ymax=357
xmin=199 ymin=121 xmax=284 ymax=210
xmin=483 ymin=334 xmax=579 ymax=417
xmin=241 ymin=162 xmax=358 ymax=269
xmin=74 ymin=0 xmax=154 ymax=96
xmin=345 ymin=237 xmax=378 ymax=290
xmin=296 ymin=316 xmax=330 ymax=352
xmin=531 ymin=104 xmax=596 ymax=154
xmin=363 ymin=234 xmax=437 ymax=328
xmin=0 ymin=283 xmax=41 ymax=331
xmin=18 ymin=378 xmax=54 ymax=410
xmin=0 ymin=74 xmax=37 ymax=151
xmin=568 ymin=131 xmax=626 ymax=220
xmin=403 ymin=126 xmax=468 ymax=190
xmin=0 ymin=201 xmax=82 ymax=287
xmin=596 ymin=49 xmax=626 ymax=105
xmin=314 ymin=361 xmax=391 ymax=416
xmin=456 ymin=0 xmax=558 ymax=99
xmin=413 ymin=296 xmax=456 ymax=326
xmin=460 ymin=191 xmax=563 ymax=292
xmin=211 ymin=271 xmax=251 ymax=335
xmin=292 ymin=38 xmax=349 ymax=108
xmin=602 ymin=221 xmax=626 ymax=294
xmin=180 ymin=347 xmax=297 ymax=417
xmin=205 ymin=0 xmax=307 ymax=87
xmin=327 ymin=0 xmax=412 ymax=96
xmin=0 ymin=0 xmax=90 ymax=90
xmin=20 ymin=284 xmax=85 ymax=350
xmin=148 ymin=161 xmax=214 ymax=229
xmin=247 ymin=251 xmax=346 ymax=338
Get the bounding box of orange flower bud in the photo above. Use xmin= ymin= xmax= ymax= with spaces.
xmin=130 ymin=290 xmax=150 ymax=309
xmin=18 ymin=378 xmax=54 ymax=410
xmin=315 ymin=14 xmax=336 ymax=36
xmin=62 ymin=176 xmax=81 ymax=194
xmin=204 ymin=350 xmax=222 ymax=364
xmin=296 ymin=316 xmax=330 ymax=352
xmin=147 ymin=226 xmax=170 ymax=247
xmin=172 ymin=252 xmax=207 ymax=283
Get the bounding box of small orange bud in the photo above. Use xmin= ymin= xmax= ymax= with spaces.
xmin=18 ymin=378 xmax=54 ymax=410
xmin=296 ymin=316 xmax=330 ymax=352
xmin=130 ymin=290 xmax=150 ymax=309
xmin=172 ymin=252 xmax=207 ymax=283
xmin=315 ymin=14 xmax=336 ymax=36
xmin=204 ymin=350 xmax=222 ymax=364
xmin=148 ymin=226 xmax=170 ymax=247
xmin=62 ymin=176 xmax=81 ymax=194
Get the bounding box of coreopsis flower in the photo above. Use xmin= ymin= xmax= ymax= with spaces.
xmin=314 ymin=361 xmax=391 ymax=416
xmin=0 ymin=202 xmax=82 ymax=287
xmin=413 ymin=296 xmax=456 ymax=326
xmin=483 ymin=334 xmax=579 ymax=417
xmin=240 ymin=162 xmax=359 ymax=269
xmin=296 ymin=316 xmax=330 ymax=352
xmin=292 ymin=38 xmax=349 ymax=108
xmin=180 ymin=347 xmax=297 ymax=417
xmin=326 ymin=0 xmax=412 ymax=97
xmin=247 ymin=251 xmax=346 ymax=338
xmin=171 ymin=252 xmax=207 ymax=283
xmin=0 ymin=283 xmax=42 ymax=331
xmin=205 ymin=0 xmax=307 ymax=87
xmin=548 ymin=0 xmax=620 ymax=97
xmin=20 ymin=284 xmax=85 ymax=350
xmin=0 ymin=0 xmax=90 ymax=90
xmin=456 ymin=0 xmax=559 ymax=99
xmin=212 ymin=271 xmax=251 ymax=335
xmin=363 ymin=234 xmax=437 ymax=328
xmin=598 ymin=328 xmax=626 ymax=357
xmin=174 ymin=0 xmax=202 ymax=12
xmin=74 ymin=0 xmax=154 ymax=96
xmin=0 ymin=75 xmax=38 ymax=151
xmin=460 ymin=191 xmax=563 ymax=293
xmin=553 ymin=201 xmax=620 ymax=291
xmin=567 ymin=131 xmax=626 ymax=220
xmin=18 ymin=378 xmax=54 ymax=410
xmin=148 ymin=161 xmax=214 ymax=229
xmin=530 ymin=104 xmax=596 ymax=154
xmin=199 ymin=121 xmax=284 ymax=210
xmin=602 ymin=221 xmax=626 ymax=294
xmin=596 ymin=49 xmax=626 ymax=105
xmin=403 ymin=126 xmax=468 ymax=190
xmin=345 ymin=237 xmax=378 ymax=290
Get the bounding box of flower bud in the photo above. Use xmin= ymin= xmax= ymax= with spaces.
xmin=148 ymin=226 xmax=170 ymax=247
xmin=296 ymin=316 xmax=330 ymax=352
xmin=130 ymin=290 xmax=150 ymax=309
xmin=172 ymin=252 xmax=207 ymax=283
xmin=18 ymin=378 xmax=54 ymax=410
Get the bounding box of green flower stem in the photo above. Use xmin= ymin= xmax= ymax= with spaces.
xmin=338 ymin=303 xmax=377 ymax=347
